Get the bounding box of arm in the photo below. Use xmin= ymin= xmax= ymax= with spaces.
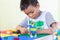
xmin=36 ymin=22 xmax=57 ymax=34
xmin=36 ymin=28 xmax=53 ymax=34
xmin=36 ymin=12 xmax=57 ymax=34
xmin=16 ymin=17 xmax=29 ymax=34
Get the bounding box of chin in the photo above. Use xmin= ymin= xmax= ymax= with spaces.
xmin=29 ymin=16 xmax=37 ymax=19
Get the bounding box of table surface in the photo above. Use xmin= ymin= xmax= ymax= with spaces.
xmin=1 ymin=34 xmax=50 ymax=40
xmin=35 ymin=35 xmax=53 ymax=40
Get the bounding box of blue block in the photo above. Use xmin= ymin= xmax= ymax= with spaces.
xmin=19 ymin=36 xmax=33 ymax=40
xmin=28 ymin=25 xmax=36 ymax=28
xmin=30 ymin=31 xmax=36 ymax=34
xmin=2 ymin=37 xmax=8 ymax=40
xmin=0 ymin=37 xmax=2 ymax=40
xmin=56 ymin=37 xmax=58 ymax=40
xmin=53 ymin=36 xmax=58 ymax=40
xmin=28 ymin=25 xmax=32 ymax=28
xmin=8 ymin=36 xmax=15 ymax=40
xmin=2 ymin=36 xmax=15 ymax=40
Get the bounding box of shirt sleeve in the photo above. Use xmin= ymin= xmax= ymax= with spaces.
xmin=19 ymin=17 xmax=28 ymax=28
xmin=45 ymin=12 xmax=56 ymax=27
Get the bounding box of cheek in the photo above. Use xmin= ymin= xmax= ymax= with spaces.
xmin=34 ymin=11 xmax=37 ymax=15
xmin=34 ymin=10 xmax=39 ymax=16
xmin=34 ymin=8 xmax=39 ymax=13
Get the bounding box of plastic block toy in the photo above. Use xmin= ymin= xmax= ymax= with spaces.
xmin=18 ymin=36 xmax=33 ymax=40
xmin=18 ymin=34 xmax=30 ymax=37
xmin=1 ymin=30 xmax=13 ymax=34
xmin=53 ymin=29 xmax=60 ymax=40
xmin=8 ymin=36 xmax=15 ymax=40
xmin=14 ymin=37 xmax=19 ymax=40
xmin=28 ymin=25 xmax=36 ymax=34
xmin=30 ymin=28 xmax=36 ymax=34
xmin=55 ymin=37 xmax=58 ymax=40
xmin=58 ymin=36 xmax=60 ymax=40
xmin=0 ymin=37 xmax=2 ymax=40
xmin=1 ymin=34 xmax=11 ymax=37
xmin=54 ymin=36 xmax=58 ymax=40
xmin=12 ymin=34 xmax=19 ymax=37
xmin=58 ymin=30 xmax=60 ymax=36
xmin=28 ymin=21 xmax=44 ymax=35
xmin=18 ymin=34 xmax=32 ymax=40
xmin=3 ymin=37 xmax=8 ymax=40
xmin=28 ymin=25 xmax=37 ymax=37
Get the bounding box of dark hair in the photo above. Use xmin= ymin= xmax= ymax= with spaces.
xmin=20 ymin=0 xmax=38 ymax=10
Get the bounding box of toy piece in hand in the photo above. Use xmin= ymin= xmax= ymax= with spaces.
xmin=13 ymin=30 xmax=21 ymax=34
xmin=29 ymin=25 xmax=36 ymax=34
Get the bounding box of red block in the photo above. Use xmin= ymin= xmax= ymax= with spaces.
xmin=14 ymin=37 xmax=19 ymax=40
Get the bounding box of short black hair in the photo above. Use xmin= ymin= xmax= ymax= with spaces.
xmin=20 ymin=0 xmax=38 ymax=10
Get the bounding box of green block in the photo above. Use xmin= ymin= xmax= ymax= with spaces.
xmin=3 ymin=37 xmax=8 ymax=40
xmin=37 ymin=34 xmax=50 ymax=38
xmin=58 ymin=30 xmax=60 ymax=36
xmin=18 ymin=34 xmax=30 ymax=36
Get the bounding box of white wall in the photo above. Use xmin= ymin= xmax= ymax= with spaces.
xmin=0 ymin=0 xmax=26 ymax=30
xmin=0 ymin=0 xmax=59 ymax=30
xmin=38 ymin=0 xmax=59 ymax=22
xmin=58 ymin=0 xmax=60 ymax=21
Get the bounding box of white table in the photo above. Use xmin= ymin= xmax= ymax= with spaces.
xmin=35 ymin=35 xmax=53 ymax=40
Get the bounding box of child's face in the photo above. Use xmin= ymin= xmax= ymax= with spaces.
xmin=24 ymin=4 xmax=40 ymax=19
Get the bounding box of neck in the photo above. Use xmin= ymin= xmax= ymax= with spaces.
xmin=37 ymin=10 xmax=42 ymax=17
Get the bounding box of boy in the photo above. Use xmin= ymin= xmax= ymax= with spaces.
xmin=16 ymin=0 xmax=56 ymax=34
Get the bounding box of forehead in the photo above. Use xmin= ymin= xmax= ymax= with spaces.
xmin=24 ymin=5 xmax=35 ymax=13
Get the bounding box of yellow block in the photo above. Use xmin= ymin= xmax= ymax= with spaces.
xmin=1 ymin=34 xmax=10 ymax=37
xmin=58 ymin=36 xmax=60 ymax=40
xmin=12 ymin=34 xmax=19 ymax=37
xmin=1 ymin=34 xmax=20 ymax=37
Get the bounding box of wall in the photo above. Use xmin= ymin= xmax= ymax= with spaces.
xmin=0 ymin=0 xmax=60 ymax=31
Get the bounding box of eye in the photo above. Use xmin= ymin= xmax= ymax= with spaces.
xmin=30 ymin=12 xmax=34 ymax=13
xmin=26 ymin=13 xmax=29 ymax=15
xmin=25 ymin=12 xmax=29 ymax=15
xmin=30 ymin=11 xmax=34 ymax=13
xmin=26 ymin=11 xmax=34 ymax=15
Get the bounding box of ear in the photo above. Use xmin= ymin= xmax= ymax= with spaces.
xmin=36 ymin=3 xmax=40 ymax=8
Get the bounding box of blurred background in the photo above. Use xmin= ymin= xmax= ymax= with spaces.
xmin=0 ymin=0 xmax=60 ymax=31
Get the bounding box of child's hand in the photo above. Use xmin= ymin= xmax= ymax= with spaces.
xmin=24 ymin=29 xmax=30 ymax=34
xmin=36 ymin=29 xmax=40 ymax=34
xmin=16 ymin=25 xmax=29 ymax=34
